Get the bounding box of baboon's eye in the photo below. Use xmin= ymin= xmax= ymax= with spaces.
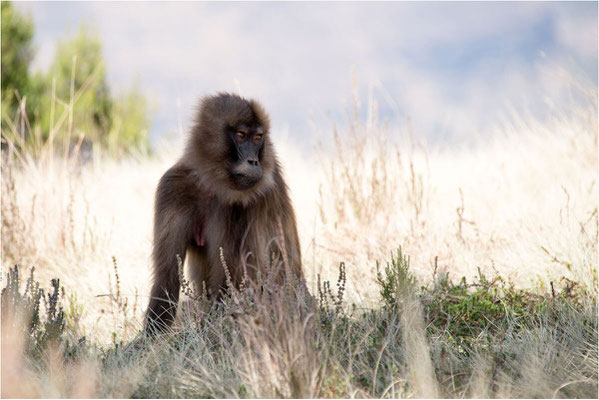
xmin=236 ymin=129 xmax=247 ymax=141
xmin=254 ymin=134 xmax=263 ymax=143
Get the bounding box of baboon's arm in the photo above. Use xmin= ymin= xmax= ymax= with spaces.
xmin=145 ymin=164 xmax=200 ymax=335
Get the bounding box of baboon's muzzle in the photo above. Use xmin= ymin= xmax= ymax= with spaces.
xmin=232 ymin=158 xmax=262 ymax=190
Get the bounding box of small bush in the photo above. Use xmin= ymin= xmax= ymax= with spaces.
xmin=376 ymin=247 xmax=416 ymax=307
xmin=1 ymin=265 xmax=69 ymax=357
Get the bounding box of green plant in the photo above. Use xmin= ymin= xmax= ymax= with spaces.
xmin=420 ymin=265 xmax=595 ymax=357
xmin=376 ymin=247 xmax=416 ymax=307
xmin=317 ymin=261 xmax=347 ymax=316
xmin=1 ymin=265 xmax=66 ymax=356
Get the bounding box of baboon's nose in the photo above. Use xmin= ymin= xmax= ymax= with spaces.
xmin=233 ymin=161 xmax=262 ymax=190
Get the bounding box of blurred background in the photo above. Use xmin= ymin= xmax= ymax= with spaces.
xmin=8 ymin=1 xmax=598 ymax=152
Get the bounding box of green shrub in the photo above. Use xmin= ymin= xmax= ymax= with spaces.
xmin=420 ymin=266 xmax=593 ymax=351
xmin=1 ymin=265 xmax=67 ymax=356
xmin=375 ymin=247 xmax=416 ymax=307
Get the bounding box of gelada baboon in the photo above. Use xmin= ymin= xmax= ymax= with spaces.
xmin=145 ymin=93 xmax=304 ymax=335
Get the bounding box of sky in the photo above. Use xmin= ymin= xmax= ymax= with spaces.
xmin=15 ymin=1 xmax=598 ymax=151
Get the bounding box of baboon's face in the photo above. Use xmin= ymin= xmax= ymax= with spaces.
xmin=227 ymin=124 xmax=265 ymax=190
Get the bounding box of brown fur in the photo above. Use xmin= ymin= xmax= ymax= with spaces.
xmin=145 ymin=93 xmax=303 ymax=334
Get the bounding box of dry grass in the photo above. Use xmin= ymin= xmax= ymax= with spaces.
xmin=313 ymin=88 xmax=597 ymax=304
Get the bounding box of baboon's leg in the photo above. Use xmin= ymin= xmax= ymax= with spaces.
xmin=186 ymin=244 xmax=211 ymax=298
